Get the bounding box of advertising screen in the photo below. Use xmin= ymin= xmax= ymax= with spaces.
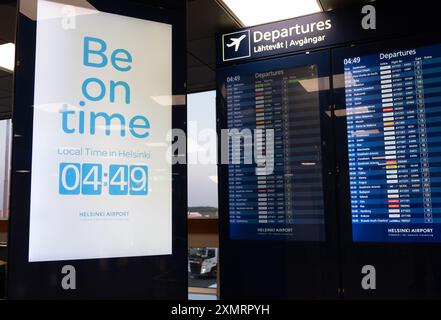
xmin=28 ymin=0 xmax=172 ymax=261
xmin=344 ymin=43 xmax=441 ymax=242
xmin=223 ymin=62 xmax=326 ymax=241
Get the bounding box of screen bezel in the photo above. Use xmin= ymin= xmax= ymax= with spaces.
xmin=332 ymin=34 xmax=441 ymax=299
xmin=7 ymin=0 xmax=187 ymax=299
xmin=217 ymin=50 xmax=340 ymax=299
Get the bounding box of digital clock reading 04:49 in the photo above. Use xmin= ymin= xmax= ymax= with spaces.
xmin=59 ymin=163 xmax=148 ymax=196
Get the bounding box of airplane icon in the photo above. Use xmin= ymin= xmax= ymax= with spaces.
xmin=223 ymin=30 xmax=250 ymax=61
xmin=226 ymin=34 xmax=247 ymax=52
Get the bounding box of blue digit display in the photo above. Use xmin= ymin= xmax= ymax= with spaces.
xmin=59 ymin=163 xmax=81 ymax=195
xmin=129 ymin=166 xmax=148 ymax=195
xmin=58 ymin=162 xmax=148 ymax=196
xmin=109 ymin=165 xmax=128 ymax=195
xmin=81 ymin=163 xmax=102 ymax=195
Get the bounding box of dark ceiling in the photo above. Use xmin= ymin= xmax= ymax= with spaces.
xmin=0 ymin=0 xmax=374 ymax=119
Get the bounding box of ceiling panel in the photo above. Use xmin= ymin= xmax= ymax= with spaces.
xmin=129 ymin=0 xmax=185 ymax=11
xmin=187 ymin=0 xmax=240 ymax=92
xmin=0 ymin=73 xmax=12 ymax=92
xmin=0 ymin=2 xmax=16 ymax=44
xmin=319 ymin=0 xmax=373 ymax=11
xmin=188 ymin=37 xmax=217 ymax=67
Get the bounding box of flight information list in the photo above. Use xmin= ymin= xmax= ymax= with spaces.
xmin=225 ymin=65 xmax=325 ymax=241
xmin=345 ymin=44 xmax=441 ymax=242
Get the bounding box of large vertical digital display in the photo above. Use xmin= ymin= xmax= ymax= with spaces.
xmin=29 ymin=0 xmax=172 ymax=261
xmin=224 ymin=64 xmax=325 ymax=241
xmin=344 ymin=43 xmax=441 ymax=242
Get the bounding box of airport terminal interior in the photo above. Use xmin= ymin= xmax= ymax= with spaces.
xmin=2 ymin=0 xmax=441 ymax=301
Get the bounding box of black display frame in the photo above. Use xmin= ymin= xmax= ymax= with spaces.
xmin=215 ymin=1 xmax=441 ymax=301
xmin=217 ymin=50 xmax=340 ymax=299
xmin=332 ymin=34 xmax=441 ymax=299
xmin=7 ymin=0 xmax=187 ymax=299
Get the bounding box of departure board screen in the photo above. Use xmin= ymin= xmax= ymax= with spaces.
xmin=225 ymin=64 xmax=325 ymax=241
xmin=344 ymin=43 xmax=441 ymax=242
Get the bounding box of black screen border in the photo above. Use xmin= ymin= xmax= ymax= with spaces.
xmin=216 ymin=50 xmax=340 ymax=299
xmin=332 ymin=34 xmax=441 ymax=299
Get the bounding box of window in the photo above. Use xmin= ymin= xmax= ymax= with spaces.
xmin=187 ymin=91 xmax=218 ymax=218
xmin=187 ymin=91 xmax=219 ymax=299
